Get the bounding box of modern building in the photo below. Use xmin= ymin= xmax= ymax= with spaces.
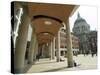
xmin=11 ymin=1 xmax=79 ymax=73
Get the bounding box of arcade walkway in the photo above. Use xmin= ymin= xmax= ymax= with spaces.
xmin=27 ymin=55 xmax=97 ymax=73
xmin=12 ymin=1 xmax=79 ymax=74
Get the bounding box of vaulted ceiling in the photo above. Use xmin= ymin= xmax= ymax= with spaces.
xmin=16 ymin=2 xmax=79 ymax=45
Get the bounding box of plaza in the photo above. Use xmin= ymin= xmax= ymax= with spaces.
xmin=27 ymin=54 xmax=97 ymax=73
xmin=11 ymin=1 xmax=97 ymax=74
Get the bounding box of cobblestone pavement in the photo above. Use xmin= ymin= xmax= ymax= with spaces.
xmin=27 ymin=54 xmax=97 ymax=73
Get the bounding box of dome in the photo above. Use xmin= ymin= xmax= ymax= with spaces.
xmin=74 ymin=13 xmax=86 ymax=25
xmin=72 ymin=12 xmax=90 ymax=35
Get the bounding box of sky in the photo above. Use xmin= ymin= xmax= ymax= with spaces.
xmin=69 ymin=5 xmax=98 ymax=32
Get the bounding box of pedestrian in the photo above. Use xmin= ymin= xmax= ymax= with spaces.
xmin=91 ymin=52 xmax=94 ymax=57
xmin=36 ymin=54 xmax=40 ymax=61
xmin=73 ymin=60 xmax=77 ymax=67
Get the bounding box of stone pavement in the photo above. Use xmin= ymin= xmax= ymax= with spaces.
xmin=27 ymin=54 xmax=97 ymax=73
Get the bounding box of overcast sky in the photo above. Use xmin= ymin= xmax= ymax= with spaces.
xmin=69 ymin=5 xmax=98 ymax=32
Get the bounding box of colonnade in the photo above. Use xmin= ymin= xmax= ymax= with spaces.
xmin=13 ymin=2 xmax=74 ymax=73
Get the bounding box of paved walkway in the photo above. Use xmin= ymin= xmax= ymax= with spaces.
xmin=27 ymin=55 xmax=97 ymax=73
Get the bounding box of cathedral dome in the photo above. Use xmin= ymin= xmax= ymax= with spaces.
xmin=74 ymin=13 xmax=86 ymax=25
xmin=72 ymin=12 xmax=90 ymax=35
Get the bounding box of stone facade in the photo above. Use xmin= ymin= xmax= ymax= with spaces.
xmin=73 ymin=13 xmax=90 ymax=54
xmin=59 ymin=29 xmax=79 ymax=56
xmin=88 ymin=31 xmax=97 ymax=55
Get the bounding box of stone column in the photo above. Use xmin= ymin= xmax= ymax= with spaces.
xmin=42 ymin=44 xmax=46 ymax=58
xmin=48 ymin=43 xmax=51 ymax=58
xmin=52 ymin=37 xmax=56 ymax=59
xmin=33 ymin=40 xmax=38 ymax=61
xmin=65 ymin=20 xmax=74 ymax=67
xmin=56 ymin=31 xmax=60 ymax=62
xmin=50 ymin=42 xmax=53 ymax=60
xmin=44 ymin=44 xmax=48 ymax=58
xmin=41 ymin=45 xmax=44 ymax=57
xmin=28 ymin=26 xmax=36 ymax=64
xmin=14 ymin=4 xmax=30 ymax=73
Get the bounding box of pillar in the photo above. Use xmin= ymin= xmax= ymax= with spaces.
xmin=14 ymin=4 xmax=30 ymax=73
xmin=44 ymin=44 xmax=47 ymax=57
xmin=52 ymin=37 xmax=56 ymax=59
xmin=56 ymin=31 xmax=60 ymax=62
xmin=33 ymin=40 xmax=38 ymax=61
xmin=50 ymin=42 xmax=53 ymax=60
xmin=48 ymin=43 xmax=51 ymax=58
xmin=44 ymin=44 xmax=48 ymax=58
xmin=41 ymin=45 xmax=44 ymax=57
xmin=28 ymin=26 xmax=36 ymax=64
xmin=65 ymin=19 xmax=74 ymax=67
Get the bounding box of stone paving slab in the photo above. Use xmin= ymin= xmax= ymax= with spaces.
xmin=27 ymin=55 xmax=97 ymax=73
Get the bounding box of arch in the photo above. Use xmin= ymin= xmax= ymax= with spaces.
xmin=32 ymin=15 xmax=63 ymax=24
xmin=37 ymin=32 xmax=54 ymax=36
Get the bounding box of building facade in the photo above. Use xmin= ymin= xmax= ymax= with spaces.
xmin=59 ymin=29 xmax=79 ymax=56
xmin=73 ymin=13 xmax=97 ymax=55
xmin=73 ymin=13 xmax=90 ymax=54
xmin=88 ymin=31 xmax=97 ymax=55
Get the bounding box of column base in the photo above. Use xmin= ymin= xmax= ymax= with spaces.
xmin=14 ymin=68 xmax=24 ymax=74
xmin=28 ymin=61 xmax=35 ymax=65
xmin=52 ymin=56 xmax=55 ymax=60
xmin=67 ymin=61 xmax=74 ymax=68
xmin=50 ymin=57 xmax=54 ymax=60
xmin=57 ymin=59 xmax=60 ymax=62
